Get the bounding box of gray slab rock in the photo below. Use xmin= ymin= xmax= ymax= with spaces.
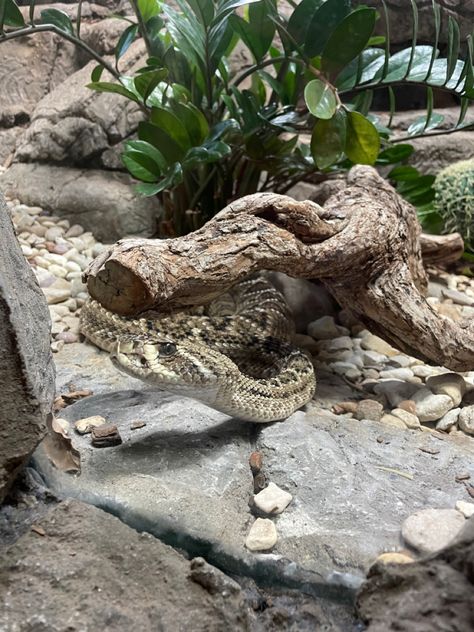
xmin=0 ymin=499 xmax=250 ymax=632
xmin=0 ymin=194 xmax=55 ymax=502
xmin=0 ymin=163 xmax=158 ymax=241
xmin=33 ymin=341 xmax=474 ymax=596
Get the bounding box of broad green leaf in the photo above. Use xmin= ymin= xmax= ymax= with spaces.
xmin=345 ymin=111 xmax=380 ymax=165
xmin=207 ymin=119 xmax=241 ymax=141
xmin=311 ymin=109 xmax=347 ymax=169
xmin=336 ymin=48 xmax=385 ymax=91
xmin=186 ymin=0 xmax=214 ymax=25
xmin=136 ymin=163 xmax=183 ymax=196
xmin=304 ymin=0 xmax=351 ymax=58
xmin=171 ymin=102 xmax=209 ymax=145
xmin=446 ymin=16 xmax=460 ymax=82
xmin=91 ymin=65 xmax=104 ymax=82
xmin=229 ymin=10 xmax=274 ymax=62
xmin=407 ymin=112 xmax=444 ymax=135
xmin=304 ymin=79 xmax=337 ymax=119
xmin=86 ymin=81 xmax=140 ymax=103
xmin=213 ymin=0 xmax=262 ymax=24
xmin=124 ymin=140 xmax=167 ymax=172
xmin=321 ymin=8 xmax=377 ymax=77
xmin=2 ymin=0 xmax=24 ymax=27
xmin=40 ymin=8 xmax=73 ymax=34
xmin=144 ymin=15 xmax=164 ymax=36
xmin=133 ymin=68 xmax=168 ymax=103
xmin=122 ymin=149 xmax=163 ymax=182
xmin=116 ymin=23 xmax=138 ymax=62
xmin=162 ymin=4 xmax=206 ymax=72
xmin=381 ymin=46 xmax=434 ymax=83
xmin=287 ymin=0 xmax=324 ymax=44
xmin=137 ymin=0 xmax=160 ymax=22
xmin=388 ymin=165 xmax=421 ymax=181
xmin=138 ymin=122 xmax=185 ymax=163
xmin=377 ymin=144 xmax=414 ymax=165
xmin=183 ymin=140 xmax=231 ymax=167
xmin=406 ymin=0 xmax=419 ymax=78
xmin=150 ymin=107 xmax=191 ymax=151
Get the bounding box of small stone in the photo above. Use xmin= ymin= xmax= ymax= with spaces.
xmin=48 ymin=264 xmax=68 ymax=279
xmin=373 ymin=381 xmax=419 ymax=408
xmin=436 ymin=302 xmax=462 ymax=321
xmin=44 ymin=226 xmax=64 ymax=242
xmin=379 ymin=368 xmax=414 ymax=381
xmin=317 ymin=336 xmax=353 ymax=353
xmin=65 ymin=224 xmax=85 ymax=238
xmin=401 ymin=508 xmax=466 ymax=554
xmin=307 ymin=316 xmax=349 ymax=340
xmin=56 ymin=331 xmax=78 ymax=344
xmin=253 ymin=482 xmax=292 ymax=515
xmin=131 ymin=420 xmax=147 ymax=430
xmin=425 ymin=373 xmax=466 ymax=407
xmin=458 ymin=405 xmax=474 ymax=435
xmin=455 ymin=472 xmax=471 ymax=483
xmin=387 ymin=355 xmax=414 ymax=368
xmin=51 ymin=340 xmax=64 ymax=353
xmin=441 ymin=288 xmax=474 ymax=306
xmin=345 ymin=368 xmax=361 ymax=380
xmin=436 ymin=408 xmax=460 ymax=432
xmin=355 ymin=399 xmax=384 ymax=422
xmin=379 ymin=414 xmax=407 ymax=429
xmin=43 ymin=278 xmax=72 ymax=305
xmin=398 ymin=399 xmax=417 ymax=415
xmin=373 ymin=552 xmax=415 ymax=565
xmin=249 ymin=451 xmax=263 ymax=474
xmin=455 ymin=500 xmax=474 ymax=518
xmin=91 ymin=423 xmax=122 ymax=447
xmin=412 ymin=388 xmax=454 ymax=422
xmin=363 ymin=368 xmax=380 ymax=380
xmin=329 ymin=361 xmax=359 ymax=376
xmin=75 ymin=415 xmax=106 ymax=435
xmin=362 ymin=350 xmax=387 ymax=366
xmin=412 ymin=365 xmax=446 ymax=379
xmin=391 ymin=408 xmax=420 ymax=429
xmin=245 ymin=518 xmax=277 ymax=551
xmin=360 ymin=334 xmax=398 ymax=356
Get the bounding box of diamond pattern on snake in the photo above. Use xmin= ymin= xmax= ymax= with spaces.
xmin=79 ymin=276 xmax=316 ymax=422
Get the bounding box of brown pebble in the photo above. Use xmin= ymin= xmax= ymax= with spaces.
xmin=91 ymin=423 xmax=122 ymax=447
xmin=62 ymin=389 xmax=92 ymax=404
xmin=376 ymin=436 xmax=384 ymax=443
xmin=249 ymin=451 xmax=263 ymax=474
xmin=455 ymin=472 xmax=471 ymax=482
xmin=465 ymin=484 xmax=474 ymax=499
xmin=355 ymin=399 xmax=384 ymax=422
xmin=131 ymin=420 xmax=146 ymax=430
xmin=333 ymin=401 xmax=358 ymax=414
xmin=398 ymin=399 xmax=417 ymax=415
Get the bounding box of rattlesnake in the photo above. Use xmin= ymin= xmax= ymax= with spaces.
xmin=79 ymin=276 xmax=316 ymax=422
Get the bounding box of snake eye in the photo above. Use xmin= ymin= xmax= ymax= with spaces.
xmin=159 ymin=342 xmax=176 ymax=357
xmin=140 ymin=356 xmax=148 ymax=366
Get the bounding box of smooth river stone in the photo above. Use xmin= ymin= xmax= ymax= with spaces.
xmin=245 ymin=518 xmax=278 ymax=551
xmin=401 ymin=508 xmax=465 ymax=554
xmin=253 ymin=482 xmax=293 ymax=515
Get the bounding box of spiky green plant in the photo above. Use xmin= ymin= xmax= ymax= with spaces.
xmin=433 ymin=159 xmax=474 ymax=252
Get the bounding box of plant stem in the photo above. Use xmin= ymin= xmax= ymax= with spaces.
xmin=128 ymin=0 xmax=153 ymax=58
xmin=0 ymin=23 xmax=120 ymax=80
xmin=394 ymin=121 xmax=474 ymax=142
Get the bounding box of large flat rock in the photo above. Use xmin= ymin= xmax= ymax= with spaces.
xmin=33 ymin=343 xmax=474 ymax=598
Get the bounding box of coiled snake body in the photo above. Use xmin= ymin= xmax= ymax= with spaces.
xmin=80 ymin=276 xmax=316 ymax=422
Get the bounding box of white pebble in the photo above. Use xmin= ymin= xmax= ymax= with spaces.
xmin=362 ymin=350 xmax=387 ymax=366
xmin=330 ymin=361 xmax=359 ymax=376
xmin=412 ymin=365 xmax=446 ymax=379
xmin=317 ymin=336 xmax=353 ymax=353
xmin=245 ymin=518 xmax=277 ymax=551
xmin=48 ymin=264 xmax=68 ymax=278
xmin=45 ymin=226 xmax=64 ymax=241
xmin=401 ymin=508 xmax=465 ymax=554
xmin=390 ymin=408 xmax=420 ymax=429
xmin=458 ymin=405 xmax=474 ymax=435
xmin=425 ymin=373 xmax=466 ymax=407
xmin=436 ymin=408 xmax=460 ymax=432
xmin=379 ymin=368 xmax=414 ymax=381
xmin=307 ymin=316 xmax=349 ymax=340
xmin=360 ymin=333 xmax=398 ymax=356
xmin=455 ymin=500 xmax=474 ymax=519
xmin=412 ymin=388 xmax=454 ymax=422
xmin=75 ymin=415 xmax=106 ymax=435
xmin=388 ymin=355 xmax=414 ymax=368
xmin=66 ymin=224 xmax=84 ymax=238
xmin=253 ymin=482 xmax=292 ymax=515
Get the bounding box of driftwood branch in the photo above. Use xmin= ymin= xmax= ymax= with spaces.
xmin=84 ymin=166 xmax=473 ymax=371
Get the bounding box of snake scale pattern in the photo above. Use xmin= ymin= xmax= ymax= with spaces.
xmin=79 ymin=276 xmax=316 ymax=422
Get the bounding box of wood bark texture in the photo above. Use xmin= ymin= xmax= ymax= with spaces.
xmin=85 ymin=166 xmax=473 ymax=371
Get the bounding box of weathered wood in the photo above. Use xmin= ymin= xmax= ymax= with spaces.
xmin=84 ymin=166 xmax=473 ymax=371
xmin=419 ymin=233 xmax=464 ymax=266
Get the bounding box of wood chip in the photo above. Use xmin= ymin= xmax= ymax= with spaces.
xmin=31 ymin=525 xmax=46 ymax=536
xmin=455 ymin=472 xmax=471 ymax=482
xmin=130 ymin=420 xmax=146 ymax=430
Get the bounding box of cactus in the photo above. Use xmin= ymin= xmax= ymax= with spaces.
xmin=433 ymin=159 xmax=474 ymax=252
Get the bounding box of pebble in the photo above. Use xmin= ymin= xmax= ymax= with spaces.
xmin=398 ymin=399 xmax=417 ymax=415
xmin=317 ymin=336 xmax=353 ymax=352
xmin=43 ymin=279 xmax=72 ymax=305
xmin=387 ymin=355 xmax=414 ymax=368
xmin=379 ymin=414 xmax=407 ymax=430
xmin=329 ymin=361 xmax=359 ymax=376
xmin=65 ymin=224 xmax=84 ymax=238
xmin=435 ymin=407 xmax=460 ymax=432
xmin=307 ymin=316 xmax=349 ymax=340
xmin=411 ymin=388 xmax=454 ymax=422
xmin=362 ymin=350 xmax=387 ymax=366
xmin=401 ymin=508 xmax=466 ymax=554
xmin=458 ymin=405 xmax=474 ymax=435
xmin=425 ymin=373 xmax=466 ymax=407
xmin=455 ymin=500 xmax=474 ymax=518
xmin=245 ymin=518 xmax=277 ymax=551
xmin=411 ymin=365 xmax=446 ymax=379
xmin=355 ymin=399 xmax=384 ymax=422
xmin=253 ymin=482 xmax=292 ymax=515
xmin=91 ymin=423 xmax=122 ymax=447
xmin=74 ymin=415 xmax=106 ymax=435
xmin=360 ymin=333 xmax=398 ymax=357
xmin=373 ymin=552 xmax=415 ymax=565
xmin=56 ymin=331 xmax=79 ymax=343
xmin=441 ymin=288 xmax=474 ymax=306
xmin=44 ymin=226 xmax=64 ymax=242
xmin=390 ymin=408 xmax=420 ymax=429
xmin=379 ymin=368 xmax=414 ymax=381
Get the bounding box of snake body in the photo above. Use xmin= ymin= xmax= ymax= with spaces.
xmin=79 ymin=276 xmax=316 ymax=422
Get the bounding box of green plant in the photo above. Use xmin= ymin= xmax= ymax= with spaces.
xmin=432 ymin=159 xmax=474 ymax=252
xmin=1 ymin=0 xmax=474 ymax=235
